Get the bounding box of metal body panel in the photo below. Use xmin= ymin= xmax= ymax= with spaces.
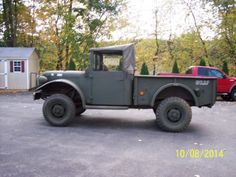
xmin=134 ymin=75 xmax=216 ymax=107
xmin=88 ymin=71 xmax=132 ymax=106
xmin=150 ymin=83 xmax=199 ymax=106
xmin=35 ymin=77 xmax=86 ymax=108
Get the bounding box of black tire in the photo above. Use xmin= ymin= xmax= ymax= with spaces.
xmin=231 ymin=88 xmax=236 ymax=101
xmin=155 ymin=97 xmax=192 ymax=132
xmin=43 ymin=94 xmax=75 ymax=126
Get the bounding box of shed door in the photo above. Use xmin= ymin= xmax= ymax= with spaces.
xmin=0 ymin=60 xmax=7 ymax=89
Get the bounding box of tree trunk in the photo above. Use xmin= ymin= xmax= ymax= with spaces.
xmin=65 ymin=0 xmax=73 ymax=67
xmin=2 ymin=0 xmax=17 ymax=47
xmin=184 ymin=0 xmax=209 ymax=60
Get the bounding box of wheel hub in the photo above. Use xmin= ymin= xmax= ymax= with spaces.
xmin=167 ymin=109 xmax=181 ymax=122
xmin=52 ymin=105 xmax=65 ymax=117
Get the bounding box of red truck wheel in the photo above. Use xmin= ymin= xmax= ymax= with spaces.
xmin=155 ymin=97 xmax=192 ymax=132
xmin=231 ymin=89 xmax=236 ymax=101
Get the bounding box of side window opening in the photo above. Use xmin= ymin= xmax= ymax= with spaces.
xmin=93 ymin=53 xmax=123 ymax=72
xmin=198 ymin=68 xmax=208 ymax=76
xmin=209 ymin=69 xmax=224 ymax=78
xmin=103 ymin=54 xmax=122 ymax=71
xmin=94 ymin=53 xmax=103 ymax=71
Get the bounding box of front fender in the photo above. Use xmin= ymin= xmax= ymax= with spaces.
xmin=34 ymin=79 xmax=86 ymax=108
xmin=150 ymin=83 xmax=199 ymax=107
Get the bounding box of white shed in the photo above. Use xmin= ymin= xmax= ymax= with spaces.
xmin=0 ymin=47 xmax=39 ymax=90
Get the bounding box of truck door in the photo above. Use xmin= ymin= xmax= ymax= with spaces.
xmin=90 ymin=53 xmax=132 ymax=106
xmin=208 ymin=69 xmax=230 ymax=93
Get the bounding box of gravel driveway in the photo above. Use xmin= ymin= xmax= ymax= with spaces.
xmin=0 ymin=93 xmax=235 ymax=177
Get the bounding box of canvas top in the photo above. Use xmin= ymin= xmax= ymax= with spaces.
xmin=90 ymin=44 xmax=135 ymax=74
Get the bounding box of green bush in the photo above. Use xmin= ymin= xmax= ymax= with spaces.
xmin=140 ymin=62 xmax=149 ymax=75
xmin=67 ymin=58 xmax=76 ymax=70
xmin=222 ymin=61 xmax=229 ymax=75
xmin=172 ymin=60 xmax=179 ymax=73
xmin=199 ymin=58 xmax=206 ymax=66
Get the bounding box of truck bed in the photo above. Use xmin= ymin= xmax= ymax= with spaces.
xmin=133 ymin=75 xmax=217 ymax=107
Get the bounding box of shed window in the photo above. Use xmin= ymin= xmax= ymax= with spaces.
xmin=14 ymin=61 xmax=21 ymax=72
xmin=10 ymin=60 xmax=25 ymax=73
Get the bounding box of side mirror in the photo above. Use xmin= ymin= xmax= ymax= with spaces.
xmin=223 ymin=75 xmax=227 ymax=79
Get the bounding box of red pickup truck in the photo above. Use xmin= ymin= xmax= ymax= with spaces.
xmin=159 ymin=66 xmax=236 ymax=101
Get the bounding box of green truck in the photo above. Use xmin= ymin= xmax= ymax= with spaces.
xmin=34 ymin=44 xmax=217 ymax=132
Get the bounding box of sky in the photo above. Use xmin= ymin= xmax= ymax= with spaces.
xmin=112 ymin=0 xmax=217 ymax=40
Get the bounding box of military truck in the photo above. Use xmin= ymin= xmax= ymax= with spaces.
xmin=34 ymin=44 xmax=217 ymax=132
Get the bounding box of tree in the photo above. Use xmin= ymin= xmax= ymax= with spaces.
xmin=199 ymin=58 xmax=206 ymax=66
xmin=172 ymin=60 xmax=179 ymax=73
xmin=2 ymin=0 xmax=18 ymax=46
xmin=36 ymin=0 xmax=124 ymax=70
xmin=182 ymin=0 xmax=209 ymax=61
xmin=222 ymin=61 xmax=229 ymax=75
xmin=1 ymin=0 xmax=35 ymax=47
xmin=204 ymin=0 xmax=236 ymax=65
xmin=67 ymin=58 xmax=76 ymax=70
xmin=140 ymin=62 xmax=149 ymax=75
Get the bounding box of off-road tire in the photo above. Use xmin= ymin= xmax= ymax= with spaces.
xmin=231 ymin=88 xmax=236 ymax=101
xmin=155 ymin=97 xmax=192 ymax=132
xmin=43 ymin=94 xmax=75 ymax=126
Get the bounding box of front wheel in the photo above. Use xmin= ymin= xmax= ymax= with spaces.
xmin=155 ymin=97 xmax=192 ymax=132
xmin=231 ymin=88 xmax=236 ymax=101
xmin=43 ymin=94 xmax=75 ymax=126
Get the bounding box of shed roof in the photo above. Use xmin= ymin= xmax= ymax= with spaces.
xmin=0 ymin=47 xmax=36 ymax=59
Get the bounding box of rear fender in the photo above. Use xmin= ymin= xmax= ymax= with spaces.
xmin=151 ymin=83 xmax=199 ymax=107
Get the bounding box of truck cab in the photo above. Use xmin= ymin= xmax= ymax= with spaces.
xmin=86 ymin=45 xmax=134 ymax=106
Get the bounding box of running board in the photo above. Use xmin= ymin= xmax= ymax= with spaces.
xmin=85 ymin=105 xmax=129 ymax=110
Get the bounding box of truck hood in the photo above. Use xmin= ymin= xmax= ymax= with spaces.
xmin=228 ymin=76 xmax=236 ymax=82
xmin=43 ymin=70 xmax=85 ymax=78
xmin=39 ymin=70 xmax=86 ymax=85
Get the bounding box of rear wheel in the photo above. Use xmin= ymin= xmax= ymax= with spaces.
xmin=43 ymin=94 xmax=75 ymax=126
xmin=155 ymin=97 xmax=192 ymax=132
xmin=231 ymin=88 xmax=236 ymax=101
